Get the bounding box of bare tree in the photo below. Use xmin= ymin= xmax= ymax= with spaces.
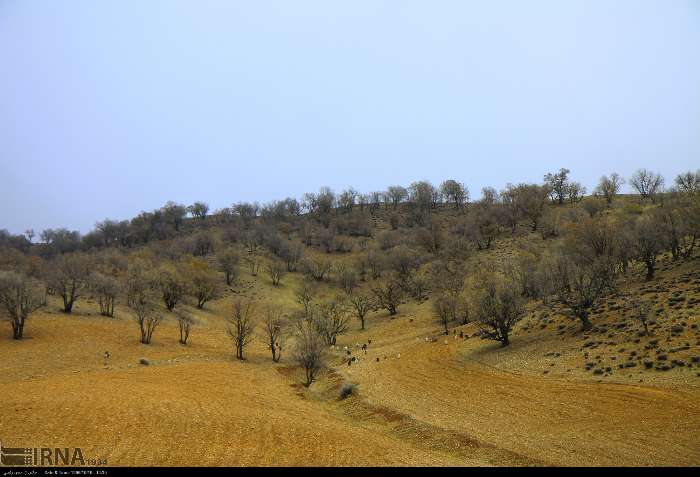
xmin=335 ymin=262 xmax=358 ymax=294
xmin=544 ymin=168 xmax=571 ymax=205
xmin=295 ymin=281 xmax=315 ymax=316
xmin=279 ymin=241 xmax=303 ymax=272
xmin=347 ymin=292 xmax=374 ymax=330
xmin=188 ymin=201 xmax=209 ymax=220
xmin=471 ymin=270 xmax=524 ymax=346
xmin=0 ymin=271 xmax=44 ymax=339
xmin=567 ymin=182 xmax=586 ymax=203
xmin=409 ymin=180 xmax=437 ymax=210
xmin=265 ymin=258 xmax=286 ymax=286
xmin=314 ymin=298 xmax=350 ymax=345
xmin=516 ymin=184 xmax=550 ymax=231
xmin=440 ymin=179 xmax=468 ymax=209
xmin=364 ymin=248 xmax=385 ymax=279
xmin=465 ymin=205 xmax=501 ymax=250
xmin=674 ymin=170 xmax=700 ymax=194
xmin=89 ymin=272 xmax=119 ymax=317
xmin=227 ymin=300 xmax=256 ymax=360
xmin=632 ymin=212 xmax=669 ymax=280
xmin=217 ymin=248 xmax=240 ymax=286
xmin=433 ymin=293 xmax=457 ymax=335
xmin=125 ymin=264 xmax=161 ymax=344
xmin=300 ymin=256 xmax=332 ymax=281
xmin=190 ymin=231 xmax=216 ymax=256
xmin=594 ymin=173 xmax=625 ymax=205
xmin=48 ymin=253 xmax=90 ymax=313
xmin=629 ymin=297 xmax=652 ymax=336
xmin=480 ymin=187 xmax=499 ymax=205
xmin=546 ymin=252 xmax=614 ymax=330
xmin=630 ymin=169 xmax=664 ymax=202
xmin=293 ymin=318 xmax=326 ymax=387
xmin=386 ymin=186 xmax=408 ymax=209
xmin=261 ymin=304 xmax=286 ymax=362
xmin=373 ymin=275 xmax=404 ymax=316
xmin=186 ymin=259 xmax=221 ymax=309
xmin=157 ymin=264 xmax=187 ymax=311
xmin=176 ymin=309 xmax=196 ymax=344
xmin=245 ymin=254 xmax=261 ymax=276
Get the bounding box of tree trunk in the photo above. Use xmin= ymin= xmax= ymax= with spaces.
xmin=12 ymin=319 xmax=24 ymax=339
xmin=645 ymin=260 xmax=655 ymax=280
xmin=578 ymin=312 xmax=592 ymax=331
xmin=500 ymin=332 xmax=509 ymax=347
xmin=63 ymin=297 xmax=73 ymax=313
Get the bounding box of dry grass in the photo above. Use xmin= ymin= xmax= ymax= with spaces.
xmin=2 ymin=210 xmax=700 ymax=466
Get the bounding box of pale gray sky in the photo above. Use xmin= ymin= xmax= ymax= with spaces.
xmin=1 ymin=1 xmax=699 ymax=234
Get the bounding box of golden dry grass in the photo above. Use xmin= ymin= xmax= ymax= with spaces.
xmin=1 ymin=239 xmax=699 ymax=466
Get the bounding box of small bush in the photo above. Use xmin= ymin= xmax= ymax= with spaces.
xmin=339 ymin=383 xmax=356 ymax=399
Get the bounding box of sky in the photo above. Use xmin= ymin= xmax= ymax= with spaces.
xmin=1 ymin=1 xmax=699 ymax=235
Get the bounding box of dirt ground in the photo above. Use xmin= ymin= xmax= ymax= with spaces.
xmin=1 ymin=258 xmax=699 ymax=466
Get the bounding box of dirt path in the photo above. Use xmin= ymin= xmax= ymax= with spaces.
xmin=337 ymin=338 xmax=700 ymax=466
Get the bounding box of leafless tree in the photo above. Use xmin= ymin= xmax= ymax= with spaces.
xmin=157 ymin=263 xmax=187 ymax=311
xmin=471 ymin=270 xmax=524 ymax=346
xmin=292 ymin=318 xmax=326 ymax=387
xmin=337 ymin=187 xmax=358 ymax=213
xmin=295 ymin=281 xmax=316 ymax=317
xmin=517 ymin=184 xmax=550 ymax=230
xmin=265 ymin=258 xmax=286 ymax=286
xmin=373 ymin=275 xmax=404 ymax=316
xmin=386 ymin=245 xmax=421 ymax=289
xmin=567 ymin=182 xmax=586 ymax=203
xmin=480 ymin=187 xmax=499 ymax=205
xmin=190 ymin=231 xmax=216 ymax=256
xmin=89 ymin=272 xmax=119 ymax=317
xmin=245 ymin=254 xmax=261 ymax=276
xmin=126 ymin=265 xmax=161 ymax=344
xmin=546 ymin=252 xmax=614 ymax=330
xmin=279 ymin=241 xmax=303 ymax=272
xmin=186 ymin=259 xmax=221 ymax=308
xmin=261 ymin=304 xmax=286 ymax=362
xmin=440 ymin=179 xmax=468 ymax=209
xmin=630 ymin=169 xmax=664 ymax=202
xmin=632 ymin=211 xmax=669 ymax=280
xmin=674 ymin=170 xmax=700 ymax=194
xmin=629 ymin=297 xmax=652 ymax=336
xmin=335 ymin=262 xmax=358 ymax=294
xmin=48 ymin=253 xmax=90 ymax=313
xmin=0 ymin=271 xmax=44 ymax=339
xmin=348 ymin=292 xmax=375 ymax=330
xmin=433 ymin=293 xmax=457 ymax=335
xmin=300 ymin=256 xmax=332 ymax=281
xmin=176 ymin=309 xmax=196 ymax=344
xmin=386 ymin=186 xmax=408 ymax=209
xmin=364 ymin=248 xmax=385 ymax=279
xmin=465 ymin=205 xmax=501 ymax=250
xmin=218 ymin=248 xmax=240 ymax=286
xmin=594 ymin=173 xmax=625 ymax=205
xmin=313 ymin=298 xmax=350 ymax=345
xmin=227 ymin=300 xmax=256 ymax=360
xmin=409 ymin=180 xmax=437 ymax=210
xmin=544 ymin=168 xmax=571 ymax=205
xmin=188 ymin=201 xmax=210 ymax=220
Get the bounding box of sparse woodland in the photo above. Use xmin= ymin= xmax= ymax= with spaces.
xmin=1 ymin=168 xmax=700 ymax=385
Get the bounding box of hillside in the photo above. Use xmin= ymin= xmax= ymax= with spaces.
xmin=1 ymin=187 xmax=700 ymax=466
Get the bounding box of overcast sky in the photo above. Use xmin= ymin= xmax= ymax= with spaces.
xmin=1 ymin=1 xmax=699 ymax=235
